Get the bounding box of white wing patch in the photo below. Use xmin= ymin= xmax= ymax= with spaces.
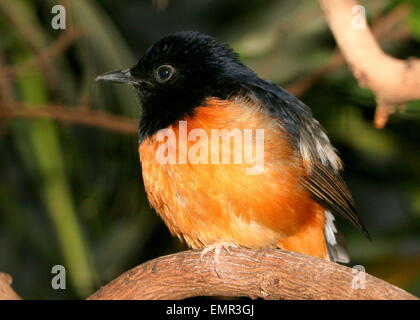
xmin=325 ymin=210 xmax=338 ymax=246
xmin=299 ymin=120 xmax=343 ymax=173
xmin=324 ymin=210 xmax=350 ymax=263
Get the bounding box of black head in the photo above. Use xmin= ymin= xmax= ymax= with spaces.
xmin=96 ymin=31 xmax=257 ymax=141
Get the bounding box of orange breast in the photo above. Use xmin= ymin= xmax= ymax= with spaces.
xmin=139 ymin=97 xmax=328 ymax=259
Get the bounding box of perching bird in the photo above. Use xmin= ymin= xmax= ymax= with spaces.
xmin=96 ymin=31 xmax=369 ymax=263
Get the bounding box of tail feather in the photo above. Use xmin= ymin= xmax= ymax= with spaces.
xmin=325 ymin=210 xmax=350 ymax=263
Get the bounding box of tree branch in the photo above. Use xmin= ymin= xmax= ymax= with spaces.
xmin=0 ymin=103 xmax=137 ymax=136
xmin=1 ymin=249 xmax=417 ymax=300
xmin=286 ymin=3 xmax=411 ymax=97
xmin=0 ymin=28 xmax=83 ymax=78
xmin=318 ymin=0 xmax=420 ymax=128
xmin=88 ymin=248 xmax=417 ymax=300
xmin=0 ymin=273 xmax=20 ymax=300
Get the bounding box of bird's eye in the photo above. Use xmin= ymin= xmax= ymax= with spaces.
xmin=156 ymin=65 xmax=175 ymax=82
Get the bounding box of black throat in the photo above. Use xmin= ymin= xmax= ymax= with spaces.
xmin=137 ymin=81 xmax=243 ymax=143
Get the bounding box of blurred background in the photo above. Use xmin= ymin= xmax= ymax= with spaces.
xmin=0 ymin=0 xmax=419 ymax=299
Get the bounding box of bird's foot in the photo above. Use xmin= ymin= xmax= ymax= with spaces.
xmin=200 ymin=242 xmax=238 ymax=277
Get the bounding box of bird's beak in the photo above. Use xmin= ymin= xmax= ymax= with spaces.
xmin=96 ymin=69 xmax=138 ymax=85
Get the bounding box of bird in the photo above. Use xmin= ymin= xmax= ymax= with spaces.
xmin=96 ymin=31 xmax=369 ymax=264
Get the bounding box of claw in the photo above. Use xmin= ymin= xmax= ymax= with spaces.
xmin=200 ymin=242 xmax=238 ymax=277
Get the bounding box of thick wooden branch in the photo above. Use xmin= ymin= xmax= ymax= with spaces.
xmin=88 ymin=248 xmax=417 ymax=300
xmin=318 ymin=0 xmax=420 ymax=128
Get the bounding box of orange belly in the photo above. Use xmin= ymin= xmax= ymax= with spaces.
xmin=138 ymin=97 xmax=328 ymax=259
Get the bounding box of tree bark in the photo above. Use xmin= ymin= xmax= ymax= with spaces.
xmin=88 ymin=248 xmax=417 ymax=300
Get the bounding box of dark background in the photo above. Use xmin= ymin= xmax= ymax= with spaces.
xmin=0 ymin=0 xmax=419 ymax=299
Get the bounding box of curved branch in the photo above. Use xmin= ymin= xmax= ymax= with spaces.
xmin=88 ymin=248 xmax=417 ymax=300
xmin=286 ymin=3 xmax=411 ymax=97
xmin=318 ymin=0 xmax=420 ymax=128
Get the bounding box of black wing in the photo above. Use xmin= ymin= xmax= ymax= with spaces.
xmin=303 ymin=162 xmax=370 ymax=238
xmin=244 ymin=80 xmax=370 ymax=239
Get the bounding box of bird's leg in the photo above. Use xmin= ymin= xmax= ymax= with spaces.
xmin=200 ymin=242 xmax=238 ymax=277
